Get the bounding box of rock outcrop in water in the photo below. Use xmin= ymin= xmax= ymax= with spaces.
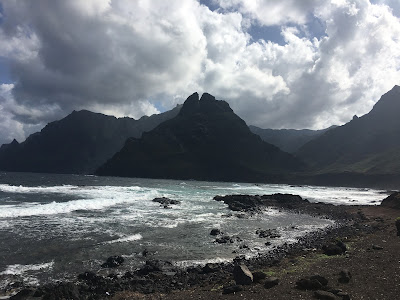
xmin=96 ymin=93 xmax=303 ymax=181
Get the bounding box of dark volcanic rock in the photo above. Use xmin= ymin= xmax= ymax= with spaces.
xmin=101 ymin=255 xmax=124 ymax=268
xmin=222 ymin=285 xmax=243 ymax=294
xmin=233 ymin=264 xmax=253 ymax=285
xmin=264 ymin=277 xmax=279 ymax=289
xmin=214 ymin=193 xmax=309 ymax=212
xmin=210 ymin=228 xmax=222 ymax=236
xmin=338 ymin=269 xmax=352 ymax=283
xmin=322 ymin=241 xmax=347 ymax=256
xmin=152 ymin=197 xmax=181 ymax=207
xmin=296 ymin=275 xmax=328 ymax=290
xmin=396 ymin=218 xmax=400 ymax=236
xmin=314 ymin=290 xmax=337 ymax=300
xmin=252 ymin=271 xmax=267 ymax=283
xmin=256 ymin=229 xmax=281 ymax=239
xmin=96 ymin=92 xmax=303 ymax=181
xmin=381 ymin=192 xmax=400 ymax=209
xmin=41 ymin=282 xmax=81 ymax=300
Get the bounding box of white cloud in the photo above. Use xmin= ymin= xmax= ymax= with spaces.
xmin=0 ymin=0 xmax=400 ymax=145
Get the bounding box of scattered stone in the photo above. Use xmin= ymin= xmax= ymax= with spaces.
xmin=210 ymin=228 xmax=221 ymax=236
xmin=202 ymin=263 xmax=219 ymax=274
xmin=314 ymin=290 xmax=337 ymax=300
xmin=322 ymin=241 xmax=347 ymax=256
xmin=265 ymin=241 xmax=272 ymax=246
xmin=215 ymin=235 xmax=233 ymax=244
xmin=222 ymin=285 xmax=243 ymax=294
xmin=296 ymin=275 xmax=328 ymax=290
xmin=101 ymin=255 xmax=124 ymax=268
xmin=337 ymin=292 xmax=351 ymax=300
xmin=10 ymin=288 xmax=33 ymax=300
xmin=256 ymin=229 xmax=281 ymax=239
xmin=396 ymin=218 xmax=400 ymax=236
xmin=233 ymin=264 xmax=253 ymax=285
xmin=338 ymin=270 xmax=352 ymax=284
xmin=252 ymin=271 xmax=266 ymax=283
xmin=152 ymin=197 xmax=181 ymax=208
xmin=264 ymin=277 xmax=279 ymax=289
xmin=372 ymin=244 xmax=383 ymax=250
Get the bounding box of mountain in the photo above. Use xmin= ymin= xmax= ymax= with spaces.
xmin=96 ymin=93 xmax=303 ymax=181
xmin=296 ymin=85 xmax=400 ymax=175
xmin=249 ymin=125 xmax=336 ymax=153
xmin=0 ymin=106 xmax=181 ymax=174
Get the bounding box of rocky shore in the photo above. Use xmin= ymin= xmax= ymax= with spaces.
xmin=6 ymin=192 xmax=400 ymax=300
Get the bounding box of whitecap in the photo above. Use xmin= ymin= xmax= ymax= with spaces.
xmin=0 ymin=261 xmax=54 ymax=276
xmin=104 ymin=234 xmax=143 ymax=244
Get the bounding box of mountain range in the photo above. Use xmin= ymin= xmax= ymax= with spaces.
xmin=296 ymin=85 xmax=400 ymax=175
xmin=96 ymin=93 xmax=303 ymax=181
xmin=0 ymin=106 xmax=180 ymax=174
xmin=0 ymin=86 xmax=399 ymax=188
xmin=249 ymin=125 xmax=336 ymax=153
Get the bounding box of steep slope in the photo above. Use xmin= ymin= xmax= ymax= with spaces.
xmin=97 ymin=93 xmax=303 ymax=181
xmin=296 ymin=85 xmax=400 ymax=175
xmin=0 ymin=106 xmax=181 ymax=174
xmin=249 ymin=126 xmax=336 ymax=153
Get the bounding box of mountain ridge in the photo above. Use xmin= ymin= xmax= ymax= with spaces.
xmin=96 ymin=92 xmax=303 ymax=181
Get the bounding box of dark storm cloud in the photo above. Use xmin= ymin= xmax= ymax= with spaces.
xmin=0 ymin=0 xmax=400 ymax=146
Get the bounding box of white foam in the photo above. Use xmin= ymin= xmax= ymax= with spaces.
xmin=174 ymin=257 xmax=232 ymax=268
xmin=0 ymin=261 xmax=54 ymax=276
xmin=0 ymin=184 xmax=161 ymax=218
xmin=104 ymin=234 xmax=143 ymax=244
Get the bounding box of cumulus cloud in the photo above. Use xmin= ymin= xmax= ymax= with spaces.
xmin=0 ymin=0 xmax=400 ymax=145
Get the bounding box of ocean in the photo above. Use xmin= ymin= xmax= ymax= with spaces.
xmin=0 ymin=172 xmax=387 ymax=296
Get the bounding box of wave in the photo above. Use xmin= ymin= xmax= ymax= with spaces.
xmin=0 ymin=261 xmax=54 ymax=276
xmin=0 ymin=184 xmax=161 ymax=218
xmin=104 ymin=234 xmax=143 ymax=244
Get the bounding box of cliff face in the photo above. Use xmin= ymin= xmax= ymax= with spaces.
xmin=296 ymin=85 xmax=400 ymax=175
xmin=0 ymin=106 xmax=181 ymax=174
xmin=97 ymin=92 xmax=303 ymax=181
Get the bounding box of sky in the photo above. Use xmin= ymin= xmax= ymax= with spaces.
xmin=0 ymin=0 xmax=400 ymax=145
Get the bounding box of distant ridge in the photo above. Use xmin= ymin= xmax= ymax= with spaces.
xmin=96 ymin=92 xmax=304 ymax=181
xmin=296 ymin=85 xmax=400 ymax=175
xmin=0 ymin=106 xmax=181 ymax=174
xmin=249 ymin=125 xmax=336 ymax=153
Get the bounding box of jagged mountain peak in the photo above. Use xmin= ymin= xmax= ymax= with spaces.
xmin=179 ymin=92 xmax=233 ymax=117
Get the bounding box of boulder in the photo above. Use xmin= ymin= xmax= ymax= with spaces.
xmin=314 ymin=290 xmax=337 ymax=300
xmin=201 ymin=263 xmax=219 ymax=274
xmin=210 ymin=228 xmax=222 ymax=236
xmin=222 ymin=285 xmax=243 ymax=294
xmin=264 ymin=277 xmax=279 ymax=289
xmin=101 ymin=255 xmax=124 ymax=268
xmin=338 ymin=270 xmax=352 ymax=284
xmin=256 ymin=229 xmax=281 ymax=239
xmin=322 ymin=241 xmax=346 ymax=256
xmin=380 ymin=192 xmax=400 ymax=209
xmin=396 ymin=218 xmax=400 ymax=236
xmin=152 ymin=197 xmax=181 ymax=207
xmin=233 ymin=265 xmax=253 ymax=285
xmin=296 ymin=275 xmax=328 ymax=290
xmin=252 ymin=271 xmax=267 ymax=283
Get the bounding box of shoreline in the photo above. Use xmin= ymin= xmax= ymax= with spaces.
xmin=5 ymin=193 xmax=398 ymax=299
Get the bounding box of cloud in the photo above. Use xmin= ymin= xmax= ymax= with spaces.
xmin=0 ymin=0 xmax=400 ymax=145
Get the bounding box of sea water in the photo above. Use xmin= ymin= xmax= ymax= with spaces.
xmin=0 ymin=172 xmax=388 ymax=293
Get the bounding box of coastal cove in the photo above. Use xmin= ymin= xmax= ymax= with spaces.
xmin=0 ymin=172 xmax=390 ymax=299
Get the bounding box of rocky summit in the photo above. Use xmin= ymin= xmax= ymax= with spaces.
xmin=96 ymin=92 xmax=303 ymax=181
